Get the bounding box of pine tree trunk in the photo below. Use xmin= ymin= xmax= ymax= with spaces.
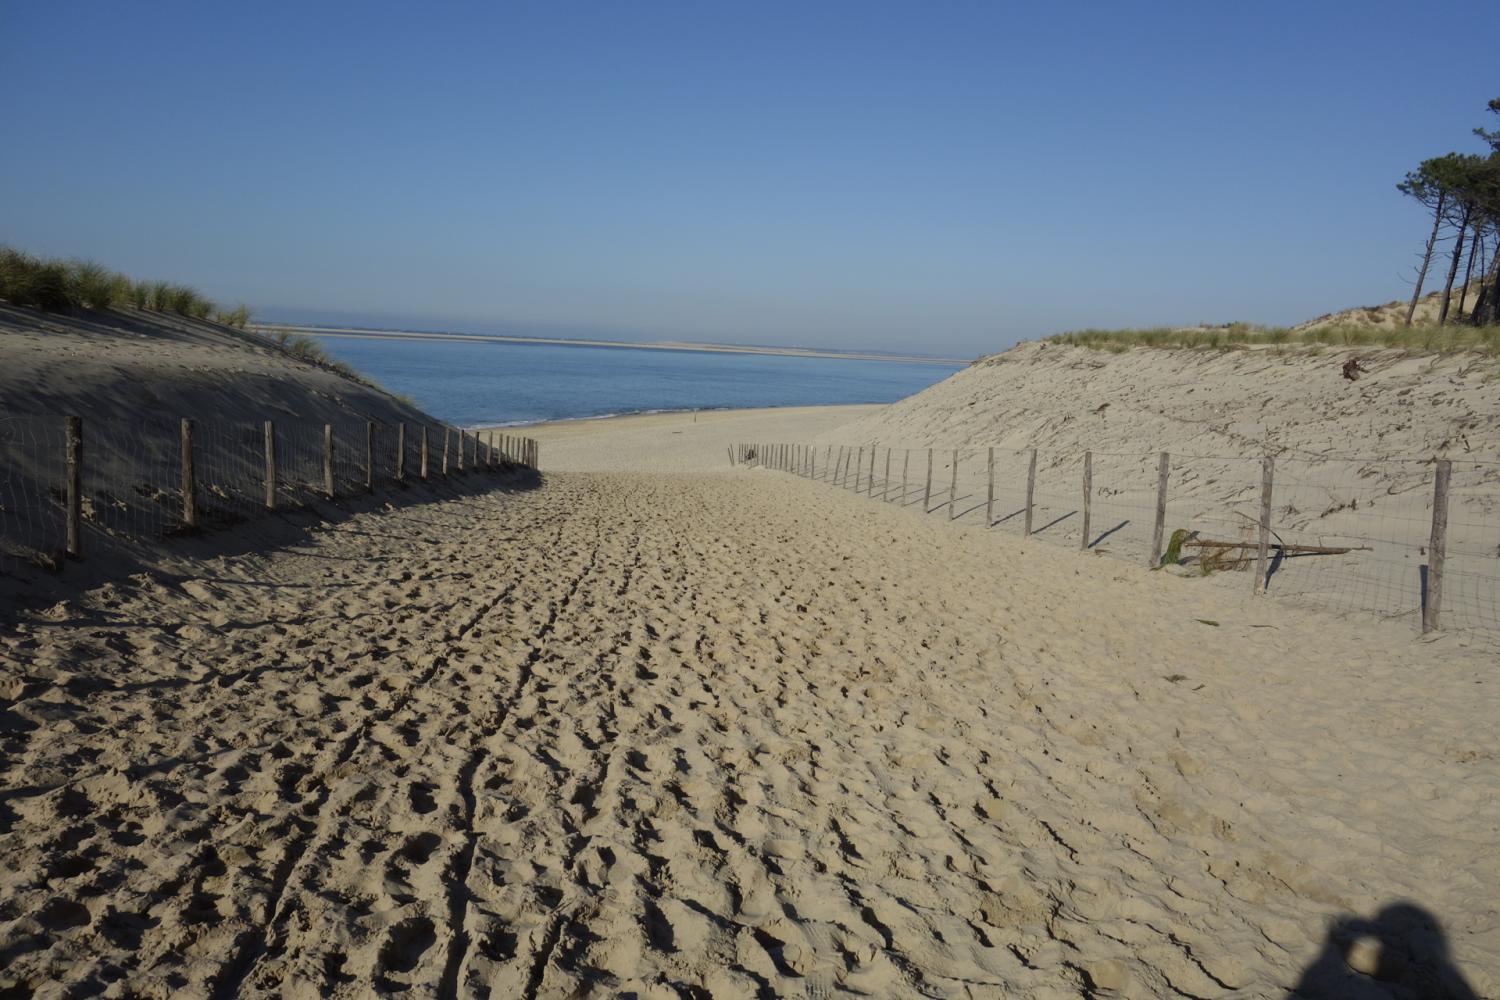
xmin=1406 ymin=190 xmax=1446 ymax=326
xmin=1456 ymin=227 xmax=1481 ymax=317
xmin=1485 ymin=255 xmax=1500 ymax=324
xmin=1470 ymin=251 xmax=1499 ymax=326
xmin=1438 ymin=206 xmax=1472 ymax=326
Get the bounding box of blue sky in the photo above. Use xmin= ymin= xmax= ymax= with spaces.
xmin=4 ymin=1 xmax=1497 ymax=355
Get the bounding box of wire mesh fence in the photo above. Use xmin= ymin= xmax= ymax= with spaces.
xmin=736 ymin=441 xmax=1500 ymax=647
xmin=0 ymin=412 xmax=538 ymax=582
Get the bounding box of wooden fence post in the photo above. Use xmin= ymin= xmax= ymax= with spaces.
xmin=1080 ymin=450 xmax=1092 ymax=550
xmin=823 ymin=445 xmax=832 ymax=480
xmin=263 ymin=420 xmax=277 ymax=509
xmin=986 ymin=447 xmax=995 ymax=527
xmin=1024 ymin=448 xmax=1037 ymax=535
xmin=833 ymin=446 xmax=845 ymax=485
xmin=366 ymin=421 xmax=376 ymax=492
xmin=442 ymin=428 xmax=451 ymax=475
xmin=1149 ymin=451 xmax=1170 ymax=567
xmin=853 ymin=447 xmax=863 ymax=490
xmin=420 ymin=426 xmax=429 ymax=481
xmin=65 ymin=416 xmax=82 ymax=558
xmin=883 ymin=448 xmax=892 ymax=501
xmin=457 ymin=430 xmax=466 ymax=472
xmin=867 ymin=447 xmax=877 ymax=495
xmin=924 ymin=448 xmax=933 ymax=511
xmin=396 ymin=423 xmax=406 ymax=483
xmin=323 ymin=423 xmax=334 ymax=499
xmin=1254 ymin=455 xmax=1274 ymax=592
xmin=181 ymin=418 xmax=197 ymax=530
xmin=1423 ymin=459 xmax=1451 ymax=633
xmin=899 ymin=449 xmax=909 ymax=504
xmin=948 ymin=449 xmax=959 ymax=520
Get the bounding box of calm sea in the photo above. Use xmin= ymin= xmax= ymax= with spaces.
xmin=311 ymin=335 xmax=964 ymax=427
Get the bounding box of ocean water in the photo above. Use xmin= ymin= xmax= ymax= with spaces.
xmin=311 ymin=335 xmax=964 ymax=427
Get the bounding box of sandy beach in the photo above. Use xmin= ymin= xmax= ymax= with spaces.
xmin=3 ymin=405 xmax=1496 ymax=998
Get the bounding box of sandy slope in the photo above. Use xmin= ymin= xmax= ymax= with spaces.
xmin=0 ymin=305 xmax=431 ymax=429
xmin=806 ymin=344 xmax=1500 ymax=644
xmin=2 ymin=462 xmax=1495 ymax=998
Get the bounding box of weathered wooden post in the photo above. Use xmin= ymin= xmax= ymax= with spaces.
xmin=396 ymin=423 xmax=407 ymax=483
xmin=867 ymin=447 xmax=877 ymax=496
xmin=823 ymin=445 xmax=832 ymax=480
xmin=442 ymin=428 xmax=451 ymax=475
xmin=882 ymin=448 xmax=892 ymax=501
xmin=985 ymin=447 xmax=995 ymax=527
xmin=1149 ymin=451 xmax=1170 ymax=567
xmin=1423 ymin=459 xmax=1452 ymax=633
xmin=948 ymin=449 xmax=959 ymax=520
xmin=833 ymin=446 xmax=845 ymax=485
xmin=366 ymin=421 xmax=376 ymax=493
xmin=263 ymin=420 xmax=277 ymax=509
xmin=323 ymin=423 xmax=335 ymax=499
xmin=1080 ymin=450 xmax=1092 ymax=550
xmin=1024 ymin=448 xmax=1037 ymax=535
xmin=420 ymin=426 xmax=429 ymax=481
xmin=899 ymin=449 xmax=909 ymax=504
xmin=181 ymin=418 xmax=197 ymax=530
xmin=924 ymin=448 xmax=933 ymax=511
xmin=457 ymin=430 xmax=466 ymax=472
xmin=65 ymin=416 xmax=82 ymax=558
xmin=1253 ymin=455 xmax=1274 ymax=592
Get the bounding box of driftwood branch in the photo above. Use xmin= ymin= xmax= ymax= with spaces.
xmin=1183 ymin=539 xmax=1370 ymax=555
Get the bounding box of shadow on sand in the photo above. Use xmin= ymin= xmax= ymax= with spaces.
xmin=1287 ymin=903 xmax=1479 ymax=999
xmin=1 ymin=468 xmax=543 ymax=621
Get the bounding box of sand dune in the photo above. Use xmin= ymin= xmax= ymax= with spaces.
xmin=806 ymin=344 xmax=1500 ymax=643
xmin=2 ymin=444 xmax=1495 ymax=996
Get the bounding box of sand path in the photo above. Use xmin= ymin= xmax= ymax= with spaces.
xmin=1 ymin=470 xmax=1495 ymax=998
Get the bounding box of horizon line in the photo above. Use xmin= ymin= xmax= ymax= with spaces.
xmin=251 ymin=322 xmax=975 ymax=366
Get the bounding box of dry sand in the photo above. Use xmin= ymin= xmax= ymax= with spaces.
xmin=2 ymin=408 xmax=1496 ymax=998
xmin=522 ymin=405 xmax=881 ymax=473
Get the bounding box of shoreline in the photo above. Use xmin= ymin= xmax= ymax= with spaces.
xmin=475 ymin=402 xmax=882 ymax=434
xmin=252 ymin=323 xmax=973 ymax=366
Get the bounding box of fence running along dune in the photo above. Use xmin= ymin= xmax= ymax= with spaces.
xmin=731 ymin=442 xmax=1499 ymax=647
xmin=0 ymin=414 xmax=538 ymax=576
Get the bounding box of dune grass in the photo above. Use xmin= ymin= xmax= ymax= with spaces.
xmin=258 ymin=327 xmax=373 ymax=384
xmin=1048 ymin=322 xmax=1500 ymax=355
xmin=0 ymin=245 xmax=250 ymax=327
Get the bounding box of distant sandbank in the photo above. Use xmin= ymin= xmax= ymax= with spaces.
xmin=251 ymin=324 xmax=972 ymax=366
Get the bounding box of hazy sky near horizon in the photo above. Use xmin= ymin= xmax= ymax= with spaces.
xmin=4 ymin=2 xmax=1498 ymax=355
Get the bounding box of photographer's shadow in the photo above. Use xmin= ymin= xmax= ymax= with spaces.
xmin=1287 ymin=903 xmax=1479 ymax=999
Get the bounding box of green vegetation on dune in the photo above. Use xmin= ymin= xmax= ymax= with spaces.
xmin=0 ymin=244 xmax=404 ymax=397
xmin=258 ymin=326 xmax=385 ymax=386
xmin=1047 ymin=323 xmax=1500 ymax=355
xmin=0 ymin=245 xmax=251 ymax=328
